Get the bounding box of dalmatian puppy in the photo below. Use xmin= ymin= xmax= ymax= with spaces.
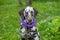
xmin=19 ymin=6 xmax=40 ymax=40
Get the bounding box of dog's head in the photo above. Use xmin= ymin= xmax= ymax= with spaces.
xmin=19 ymin=6 xmax=38 ymax=24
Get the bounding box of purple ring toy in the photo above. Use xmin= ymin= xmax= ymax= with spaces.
xmin=20 ymin=18 xmax=36 ymax=28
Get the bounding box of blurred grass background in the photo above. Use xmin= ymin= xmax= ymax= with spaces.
xmin=0 ymin=0 xmax=60 ymax=40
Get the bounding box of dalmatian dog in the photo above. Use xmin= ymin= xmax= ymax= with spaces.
xmin=19 ymin=6 xmax=40 ymax=40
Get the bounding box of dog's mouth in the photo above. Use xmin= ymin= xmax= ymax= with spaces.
xmin=26 ymin=20 xmax=33 ymax=24
xmin=26 ymin=18 xmax=33 ymax=24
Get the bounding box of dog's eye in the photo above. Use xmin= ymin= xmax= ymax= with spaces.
xmin=31 ymin=11 xmax=34 ymax=16
xmin=26 ymin=12 xmax=28 ymax=14
xmin=31 ymin=14 xmax=33 ymax=16
xmin=25 ymin=12 xmax=28 ymax=17
xmin=31 ymin=11 xmax=33 ymax=13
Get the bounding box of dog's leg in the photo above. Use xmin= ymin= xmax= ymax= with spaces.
xmin=19 ymin=0 xmax=23 ymax=5
xmin=20 ymin=25 xmax=27 ymax=40
xmin=26 ymin=0 xmax=32 ymax=5
xmin=30 ymin=27 xmax=40 ymax=40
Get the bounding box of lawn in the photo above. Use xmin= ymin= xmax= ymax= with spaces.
xmin=0 ymin=0 xmax=60 ymax=40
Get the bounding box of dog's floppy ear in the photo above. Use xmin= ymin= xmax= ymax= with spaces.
xmin=33 ymin=8 xmax=38 ymax=17
xmin=19 ymin=8 xmax=25 ymax=19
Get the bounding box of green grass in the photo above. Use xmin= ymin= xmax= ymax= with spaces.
xmin=0 ymin=0 xmax=60 ymax=40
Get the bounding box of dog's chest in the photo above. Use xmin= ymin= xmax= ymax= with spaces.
xmin=20 ymin=23 xmax=37 ymax=33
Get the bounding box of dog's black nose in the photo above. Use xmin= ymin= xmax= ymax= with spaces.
xmin=29 ymin=19 xmax=32 ymax=22
xmin=28 ymin=18 xmax=32 ymax=22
